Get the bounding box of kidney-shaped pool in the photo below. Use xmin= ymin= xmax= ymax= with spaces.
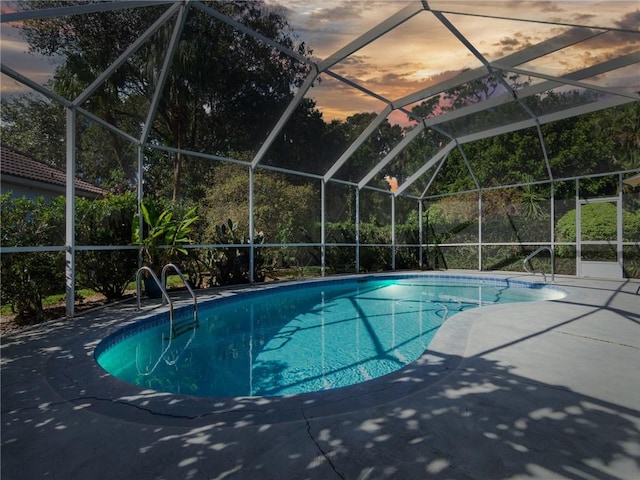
xmin=95 ymin=274 xmax=565 ymax=397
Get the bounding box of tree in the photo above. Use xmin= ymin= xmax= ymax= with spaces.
xmin=593 ymin=102 xmax=640 ymax=170
xmin=202 ymin=164 xmax=316 ymax=245
xmin=19 ymin=0 xmax=312 ymax=200
xmin=1 ymin=92 xmax=138 ymax=190
xmin=0 ymin=94 xmax=66 ymax=168
xmin=267 ymin=98 xmax=340 ymax=176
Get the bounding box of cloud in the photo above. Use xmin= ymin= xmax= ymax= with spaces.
xmin=266 ymin=0 xmax=410 ymax=58
xmin=1 ymin=22 xmax=60 ymax=93
xmin=304 ymin=2 xmax=368 ymax=23
xmin=571 ymin=13 xmax=597 ymax=23
xmin=2 ymin=0 xmax=637 ymax=120
xmin=616 ymin=9 xmax=640 ymax=30
xmin=538 ymin=2 xmax=564 ymax=13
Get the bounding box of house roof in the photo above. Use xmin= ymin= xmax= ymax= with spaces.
xmin=0 ymin=145 xmax=106 ymax=197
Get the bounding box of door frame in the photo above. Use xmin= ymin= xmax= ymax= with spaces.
xmin=576 ymin=196 xmax=623 ymax=279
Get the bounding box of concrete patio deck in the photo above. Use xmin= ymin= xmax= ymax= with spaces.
xmin=2 ymin=272 xmax=639 ymax=480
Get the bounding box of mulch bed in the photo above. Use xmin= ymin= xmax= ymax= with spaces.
xmin=0 ymin=293 xmax=129 ymax=336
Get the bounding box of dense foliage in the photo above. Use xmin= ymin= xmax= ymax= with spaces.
xmin=1 ymin=194 xmax=65 ymax=321
xmin=556 ymin=202 xmax=640 ymax=248
xmin=555 ymin=202 xmax=640 ymax=277
xmin=1 ymin=2 xmax=639 ymax=324
xmin=12 ymin=0 xmax=312 ymax=200
xmin=76 ymin=192 xmax=139 ymax=299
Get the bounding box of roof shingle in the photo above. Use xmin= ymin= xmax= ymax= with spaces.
xmin=1 ymin=145 xmax=105 ymax=196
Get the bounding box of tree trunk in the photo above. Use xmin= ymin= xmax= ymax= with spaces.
xmin=173 ymin=149 xmax=182 ymax=201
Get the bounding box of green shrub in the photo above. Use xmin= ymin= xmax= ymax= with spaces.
xmin=325 ymin=221 xmax=394 ymax=272
xmin=206 ymin=219 xmax=265 ymax=286
xmin=555 ymin=203 xmax=640 ymax=277
xmin=556 ymin=203 xmax=640 ymax=254
xmin=0 ymin=194 xmax=65 ymax=321
xmin=76 ymin=193 xmax=139 ymax=300
xmin=132 ymin=199 xmax=199 ymax=274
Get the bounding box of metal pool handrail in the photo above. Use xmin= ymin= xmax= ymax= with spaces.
xmin=161 ymin=263 xmax=198 ymax=321
xmin=523 ymin=246 xmax=555 ymax=282
xmin=136 ymin=266 xmax=174 ymax=324
xmin=161 ymin=263 xmax=199 ymax=339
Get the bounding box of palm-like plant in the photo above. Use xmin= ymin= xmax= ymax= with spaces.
xmin=132 ymin=201 xmax=199 ymax=273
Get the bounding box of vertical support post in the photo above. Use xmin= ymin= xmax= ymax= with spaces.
xmin=618 ymin=173 xmax=624 ymax=273
xmin=355 ymin=186 xmax=360 ymax=273
xmin=136 ymin=145 xmax=144 ymax=269
xmin=249 ymin=302 xmax=254 ymax=395
xmin=391 ymin=194 xmax=396 ymax=271
xmin=576 ymin=178 xmax=580 ymax=276
xmin=418 ymin=199 xmax=423 ymax=270
xmin=478 ymin=191 xmax=483 ymax=271
xmin=249 ymin=166 xmax=255 ymax=283
xmin=550 ymin=181 xmax=555 ymax=274
xmin=321 ymin=180 xmax=326 ymax=277
xmin=65 ymin=107 xmax=76 ymax=318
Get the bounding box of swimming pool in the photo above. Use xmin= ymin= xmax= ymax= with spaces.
xmin=96 ymin=275 xmax=565 ymax=397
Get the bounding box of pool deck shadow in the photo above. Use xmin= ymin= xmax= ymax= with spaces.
xmin=2 ymin=271 xmax=639 ymax=479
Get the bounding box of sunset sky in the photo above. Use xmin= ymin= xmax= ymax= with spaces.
xmin=1 ymin=0 xmax=639 ymax=125
xmin=267 ymin=0 xmax=640 ymax=124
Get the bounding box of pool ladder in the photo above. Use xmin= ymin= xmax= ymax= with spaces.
xmin=523 ymin=246 xmax=555 ymax=282
xmin=136 ymin=263 xmax=199 ymax=340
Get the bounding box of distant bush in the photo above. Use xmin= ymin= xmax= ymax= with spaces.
xmin=1 ymin=194 xmax=65 ymax=322
xmin=76 ymin=192 xmax=139 ymax=300
xmin=183 ymin=219 xmax=266 ymax=288
xmin=556 ymin=203 xmax=640 ymax=250
xmin=556 ymin=203 xmax=640 ymax=277
xmin=1 ymin=192 xmax=144 ymax=322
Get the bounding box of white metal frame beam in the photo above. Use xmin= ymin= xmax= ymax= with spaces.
xmin=323 ymin=105 xmax=392 ymax=182
xmin=420 ymin=155 xmax=448 ymax=199
xmin=1 ymin=64 xmax=139 ymax=144
xmin=393 ymin=27 xmax=603 ymax=110
xmin=140 ymin=2 xmax=190 ymax=144
xmin=318 ymin=2 xmax=424 ymax=72
xmin=324 ymin=70 xmax=392 ymax=106
xmin=423 ymin=5 xmax=638 ymax=35
xmin=74 ymin=2 xmax=182 ymax=106
xmin=358 ymin=124 xmax=425 ymax=189
xmin=493 ymin=64 xmax=640 ymax=101
xmin=417 ymin=53 xmax=640 ymax=135
xmin=251 ymin=1 xmax=424 ymax=173
xmin=251 ymin=69 xmax=319 ymax=169
xmin=456 ymin=95 xmax=633 ymax=145
xmin=0 ymin=1 xmax=173 ymax=23
xmin=65 ymin=108 xmax=76 ymax=318
xmin=395 ymin=140 xmax=456 ymax=196
xmin=193 ymin=1 xmax=313 ymax=65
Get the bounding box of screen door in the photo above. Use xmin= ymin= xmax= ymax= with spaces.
xmin=577 ymin=198 xmax=623 ymax=279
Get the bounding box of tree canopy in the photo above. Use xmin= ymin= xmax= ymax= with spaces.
xmin=2 ymin=1 xmax=637 ymax=207
xmin=15 ymin=0 xmax=313 ymax=199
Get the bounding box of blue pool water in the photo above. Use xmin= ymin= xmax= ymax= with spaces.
xmin=96 ymin=275 xmax=565 ymax=397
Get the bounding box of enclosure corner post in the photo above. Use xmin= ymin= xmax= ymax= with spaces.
xmin=355 ymin=187 xmax=360 ymax=273
xmin=249 ymin=165 xmax=255 ymax=283
xmin=391 ymin=194 xmax=396 ymax=271
xmin=478 ymin=190 xmax=483 ymax=272
xmin=321 ymin=179 xmax=326 ymax=277
xmin=418 ymin=199 xmax=423 ymax=270
xmin=136 ymin=144 xmax=145 ymax=269
xmin=65 ymin=107 xmax=76 ymax=319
